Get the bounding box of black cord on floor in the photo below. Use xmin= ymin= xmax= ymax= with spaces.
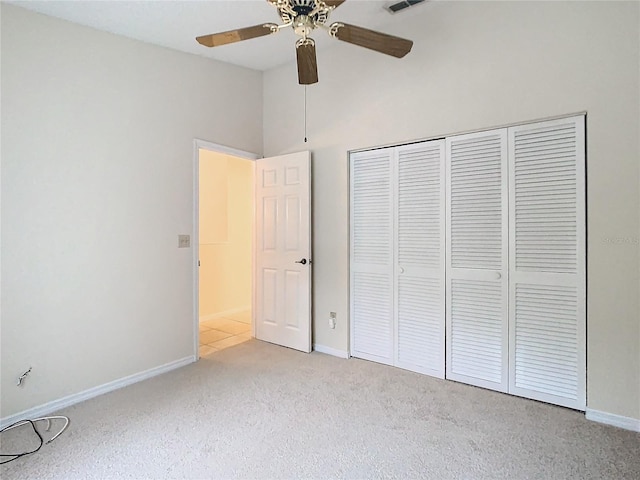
xmin=0 ymin=420 xmax=44 ymax=464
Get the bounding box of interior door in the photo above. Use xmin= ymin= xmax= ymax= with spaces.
xmin=349 ymin=148 xmax=394 ymax=364
xmin=255 ymin=151 xmax=312 ymax=353
xmin=507 ymin=116 xmax=586 ymax=409
xmin=445 ymin=129 xmax=509 ymax=393
xmin=394 ymin=141 xmax=446 ymax=377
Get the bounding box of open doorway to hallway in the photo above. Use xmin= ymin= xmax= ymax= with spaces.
xmin=197 ymin=146 xmax=255 ymax=357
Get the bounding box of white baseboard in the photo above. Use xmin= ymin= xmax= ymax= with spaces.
xmin=199 ymin=306 xmax=250 ymax=323
xmin=0 ymin=355 xmax=196 ymax=429
xmin=313 ymin=344 xmax=350 ymax=359
xmin=586 ymin=408 xmax=640 ymax=432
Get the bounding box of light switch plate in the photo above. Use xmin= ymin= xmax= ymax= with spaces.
xmin=178 ymin=234 xmax=190 ymax=248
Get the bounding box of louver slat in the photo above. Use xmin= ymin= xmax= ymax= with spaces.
xmin=449 ymin=133 xmax=503 ymax=270
xmin=508 ymin=116 xmax=586 ymax=410
xmin=514 ymin=285 xmax=578 ymax=399
xmin=352 ymin=272 xmax=392 ymax=360
xmin=396 ymin=142 xmax=445 ymax=377
xmin=352 ymin=153 xmax=392 ymax=266
xmin=398 ymin=146 xmax=442 ymax=268
xmin=397 ymin=277 xmax=442 ymax=372
xmin=514 ymin=123 xmax=577 ymax=273
xmin=450 ymin=280 xmax=504 ymax=384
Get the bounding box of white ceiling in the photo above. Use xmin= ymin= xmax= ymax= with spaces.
xmin=9 ymin=0 xmax=427 ymax=71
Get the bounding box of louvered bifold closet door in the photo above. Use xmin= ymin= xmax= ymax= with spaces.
xmin=508 ymin=116 xmax=586 ymax=410
xmin=394 ymin=141 xmax=445 ymax=378
xmin=446 ymin=130 xmax=509 ymax=392
xmin=350 ymin=148 xmax=394 ymax=364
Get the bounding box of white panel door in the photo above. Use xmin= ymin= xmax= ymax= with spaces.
xmin=508 ymin=116 xmax=586 ymax=409
xmin=446 ymin=130 xmax=509 ymax=392
xmin=350 ymin=148 xmax=394 ymax=364
xmin=394 ymin=141 xmax=445 ymax=377
xmin=255 ymin=151 xmax=311 ymax=353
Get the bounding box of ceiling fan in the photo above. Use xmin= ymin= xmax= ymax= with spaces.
xmin=196 ymin=0 xmax=414 ymax=85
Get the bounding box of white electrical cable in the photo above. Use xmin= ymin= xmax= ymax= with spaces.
xmin=1 ymin=415 xmax=70 ymax=463
xmin=2 ymin=415 xmax=69 ymax=443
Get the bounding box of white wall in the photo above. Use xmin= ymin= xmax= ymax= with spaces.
xmin=263 ymin=1 xmax=640 ymax=420
xmin=199 ymin=151 xmax=253 ymax=318
xmin=0 ymin=5 xmax=262 ymax=418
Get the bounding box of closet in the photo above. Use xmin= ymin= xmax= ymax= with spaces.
xmin=350 ymin=115 xmax=586 ymax=410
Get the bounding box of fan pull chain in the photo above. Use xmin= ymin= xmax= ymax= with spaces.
xmin=304 ymin=85 xmax=308 ymax=143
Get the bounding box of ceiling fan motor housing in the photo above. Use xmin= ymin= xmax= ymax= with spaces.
xmin=274 ymin=0 xmax=330 ymax=27
xmin=291 ymin=0 xmax=316 ymax=15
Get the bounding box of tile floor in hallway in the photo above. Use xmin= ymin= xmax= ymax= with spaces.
xmin=199 ymin=310 xmax=252 ymax=357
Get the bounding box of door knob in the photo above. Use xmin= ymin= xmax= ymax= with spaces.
xmin=295 ymin=258 xmax=308 ymax=265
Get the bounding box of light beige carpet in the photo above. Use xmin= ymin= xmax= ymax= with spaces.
xmin=2 ymin=340 xmax=639 ymax=479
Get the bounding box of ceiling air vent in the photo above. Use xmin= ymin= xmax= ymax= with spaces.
xmin=386 ymin=0 xmax=426 ymax=14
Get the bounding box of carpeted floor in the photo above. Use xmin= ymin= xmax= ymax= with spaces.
xmin=1 ymin=340 xmax=639 ymax=479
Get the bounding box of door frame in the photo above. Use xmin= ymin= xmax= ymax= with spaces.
xmin=192 ymin=139 xmax=260 ymax=358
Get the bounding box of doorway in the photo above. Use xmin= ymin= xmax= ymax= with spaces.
xmin=194 ymin=140 xmax=258 ymax=358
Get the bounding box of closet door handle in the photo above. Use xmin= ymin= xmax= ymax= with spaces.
xmin=495 ymin=272 xmax=502 ymax=280
xmin=399 ymin=267 xmax=405 ymax=274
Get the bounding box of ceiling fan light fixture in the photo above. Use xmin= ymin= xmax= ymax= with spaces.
xmin=293 ymin=15 xmax=315 ymax=37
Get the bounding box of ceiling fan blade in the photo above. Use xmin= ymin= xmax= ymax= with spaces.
xmin=296 ymin=40 xmax=318 ymax=85
xmin=323 ymin=0 xmax=347 ymax=8
xmin=196 ymin=23 xmax=278 ymax=48
xmin=330 ymin=23 xmax=413 ymax=58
